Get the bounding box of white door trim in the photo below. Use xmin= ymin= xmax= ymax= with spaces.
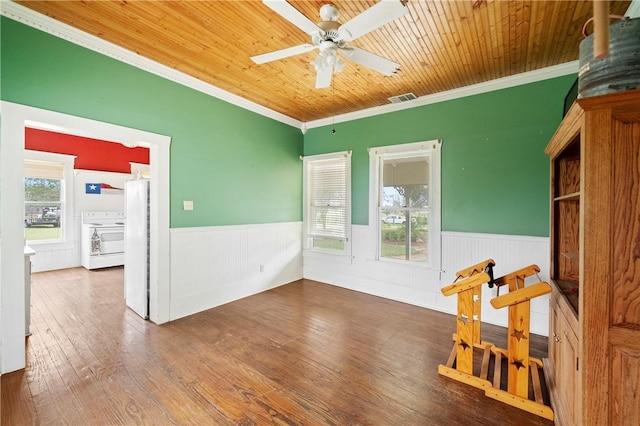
xmin=0 ymin=101 xmax=172 ymax=373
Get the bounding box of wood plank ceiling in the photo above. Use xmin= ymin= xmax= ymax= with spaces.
xmin=16 ymin=1 xmax=632 ymax=123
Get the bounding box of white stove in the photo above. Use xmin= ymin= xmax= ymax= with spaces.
xmin=81 ymin=211 xmax=126 ymax=270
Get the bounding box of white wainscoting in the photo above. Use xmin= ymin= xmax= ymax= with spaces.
xmin=441 ymin=231 xmax=550 ymax=336
xmin=169 ymin=221 xmax=303 ymax=320
xmin=303 ymin=226 xmax=551 ymax=336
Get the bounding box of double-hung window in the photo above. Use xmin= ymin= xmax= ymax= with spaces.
xmin=24 ymin=150 xmax=75 ymax=244
xmin=303 ymin=151 xmax=351 ymax=254
xmin=370 ymin=140 xmax=441 ymax=267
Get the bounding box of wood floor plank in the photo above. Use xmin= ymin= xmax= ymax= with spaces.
xmin=0 ymin=368 xmax=37 ymax=425
xmin=2 ymin=267 xmax=554 ymax=425
xmin=29 ymin=270 xmax=155 ymax=424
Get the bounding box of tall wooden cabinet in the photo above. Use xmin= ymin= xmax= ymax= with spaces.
xmin=544 ymin=89 xmax=640 ymax=425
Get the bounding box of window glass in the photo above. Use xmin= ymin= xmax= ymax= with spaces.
xmin=380 ymin=155 xmax=430 ymax=263
xmin=24 ymin=158 xmax=66 ymax=242
xmin=25 ymin=177 xmax=63 ymax=241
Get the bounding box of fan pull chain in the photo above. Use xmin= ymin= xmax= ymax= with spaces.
xmin=331 ymin=80 xmax=336 ymax=134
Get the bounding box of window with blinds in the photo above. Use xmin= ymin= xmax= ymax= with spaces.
xmin=303 ymin=151 xmax=351 ymax=253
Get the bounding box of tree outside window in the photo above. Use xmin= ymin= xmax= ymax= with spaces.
xmin=24 ymin=159 xmax=65 ymax=241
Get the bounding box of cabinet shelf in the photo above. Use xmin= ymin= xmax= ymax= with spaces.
xmin=554 ymin=192 xmax=580 ymax=202
xmin=554 ymin=278 xmax=579 ymax=316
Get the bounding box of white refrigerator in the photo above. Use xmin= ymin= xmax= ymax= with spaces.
xmin=124 ymin=179 xmax=150 ymax=319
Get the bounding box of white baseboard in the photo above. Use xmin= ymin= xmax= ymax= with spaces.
xmin=303 ymin=227 xmax=551 ymax=336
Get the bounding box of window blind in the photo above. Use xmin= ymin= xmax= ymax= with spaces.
xmin=24 ymin=160 xmax=65 ymax=179
xmin=308 ymin=156 xmax=347 ymax=240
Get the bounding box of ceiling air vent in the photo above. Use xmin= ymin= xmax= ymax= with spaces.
xmin=388 ymin=92 xmax=417 ymax=104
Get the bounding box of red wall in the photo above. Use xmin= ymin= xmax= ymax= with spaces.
xmin=25 ymin=128 xmax=149 ymax=174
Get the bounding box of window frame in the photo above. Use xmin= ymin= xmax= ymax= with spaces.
xmin=369 ymin=140 xmax=442 ymax=269
xmin=302 ymin=150 xmax=352 ymax=256
xmin=24 ymin=150 xmax=76 ymax=247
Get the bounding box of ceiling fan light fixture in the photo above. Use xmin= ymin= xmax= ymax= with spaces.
xmin=312 ymin=47 xmax=340 ymax=71
xmin=326 ymin=54 xmax=336 ymax=66
xmin=256 ymin=0 xmax=409 ymax=88
xmin=311 ymin=57 xmax=322 ymax=72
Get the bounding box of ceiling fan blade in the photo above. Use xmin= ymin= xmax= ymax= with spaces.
xmin=251 ymin=43 xmax=316 ymax=64
xmin=342 ymin=46 xmax=400 ymax=76
xmin=338 ymin=0 xmax=408 ymax=41
xmin=263 ymin=0 xmax=323 ymax=35
xmin=315 ymin=65 xmax=333 ymax=89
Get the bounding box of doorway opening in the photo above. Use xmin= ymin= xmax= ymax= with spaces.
xmin=1 ymin=101 xmax=171 ymax=373
xmin=24 ymin=127 xmax=152 ymax=317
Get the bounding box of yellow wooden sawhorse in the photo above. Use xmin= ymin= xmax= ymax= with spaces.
xmin=439 ymin=263 xmax=554 ymax=421
xmin=438 ymin=259 xmax=496 ymax=390
xmin=487 ymin=264 xmax=554 ymax=421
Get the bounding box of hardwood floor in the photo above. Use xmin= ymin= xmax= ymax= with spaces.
xmin=2 ymin=267 xmax=554 ymax=425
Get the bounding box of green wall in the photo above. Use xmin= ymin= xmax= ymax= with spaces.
xmin=0 ymin=17 xmax=303 ymax=228
xmin=304 ymin=75 xmax=576 ymax=237
xmin=2 ymin=16 xmax=575 ymax=236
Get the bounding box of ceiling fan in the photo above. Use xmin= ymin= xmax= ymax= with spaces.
xmin=251 ymin=0 xmax=409 ymax=89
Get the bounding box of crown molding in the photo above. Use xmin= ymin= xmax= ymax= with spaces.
xmin=0 ymin=0 xmax=303 ymax=129
xmin=5 ymin=0 xmax=636 ymax=133
xmin=305 ymin=0 xmax=640 ymax=129
xmin=304 ymin=61 xmax=579 ymax=130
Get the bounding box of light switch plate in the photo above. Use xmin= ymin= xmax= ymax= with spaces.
xmin=183 ymin=200 xmax=194 ymax=211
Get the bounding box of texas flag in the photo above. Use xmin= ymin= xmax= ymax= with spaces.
xmin=85 ymin=183 xmax=123 ymax=194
